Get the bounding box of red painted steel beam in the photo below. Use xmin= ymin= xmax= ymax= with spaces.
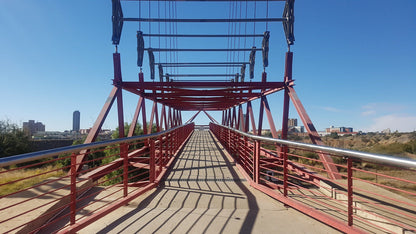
xmin=148 ymin=101 xmax=157 ymax=133
xmin=288 ymin=86 xmax=341 ymax=180
xmin=262 ymin=96 xmax=279 ymax=138
xmin=128 ymin=96 xmax=144 ymax=137
xmin=141 ymin=91 xmax=263 ymax=98
xmin=281 ymin=51 xmax=293 ymax=141
xmin=160 ymin=105 xmax=168 ymax=130
xmin=185 ymin=110 xmax=201 ymax=124
xmin=74 ymin=86 xmax=119 ymax=172
xmin=122 ymin=81 xmax=285 ymax=89
xmin=203 ymin=110 xmax=218 ymax=124
xmin=154 ymin=97 xmax=246 ymax=102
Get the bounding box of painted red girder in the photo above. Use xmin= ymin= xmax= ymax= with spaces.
xmin=121 ymin=81 xmax=292 ymax=110
xmin=122 ymin=81 xmax=285 ymax=89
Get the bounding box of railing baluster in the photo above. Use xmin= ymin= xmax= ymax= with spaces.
xmin=254 ymin=140 xmax=260 ymax=183
xmin=150 ymin=139 xmax=156 ymax=183
xmin=347 ymin=157 xmax=353 ymax=226
xmin=70 ymin=153 xmax=77 ymax=225
xmin=283 ymin=145 xmax=288 ymax=197
xmin=122 ymin=143 xmax=129 ymax=197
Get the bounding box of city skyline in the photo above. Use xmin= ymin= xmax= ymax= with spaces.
xmin=1 ymin=1 xmax=415 ymax=132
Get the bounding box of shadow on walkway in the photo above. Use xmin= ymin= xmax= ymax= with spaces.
xmin=95 ymin=130 xmax=259 ymax=233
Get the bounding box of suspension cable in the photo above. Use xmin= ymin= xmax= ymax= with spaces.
xmin=266 ymin=0 xmax=269 ymax=31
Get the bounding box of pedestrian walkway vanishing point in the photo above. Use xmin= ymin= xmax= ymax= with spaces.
xmin=80 ymin=129 xmax=339 ymax=233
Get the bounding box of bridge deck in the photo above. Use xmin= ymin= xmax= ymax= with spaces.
xmin=81 ymin=129 xmax=338 ymax=233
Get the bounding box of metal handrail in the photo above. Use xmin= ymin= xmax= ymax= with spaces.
xmin=0 ymin=123 xmax=194 ymax=167
xmin=212 ymin=123 xmax=416 ymax=169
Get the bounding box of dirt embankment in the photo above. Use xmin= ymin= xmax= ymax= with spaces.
xmin=300 ymin=132 xmax=416 ymax=159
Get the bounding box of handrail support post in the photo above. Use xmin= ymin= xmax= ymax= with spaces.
xmin=347 ymin=157 xmax=353 ymax=226
xmin=70 ymin=153 xmax=77 ymax=225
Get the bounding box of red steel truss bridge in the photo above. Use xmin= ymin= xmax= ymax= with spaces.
xmin=1 ymin=0 xmax=416 ymax=233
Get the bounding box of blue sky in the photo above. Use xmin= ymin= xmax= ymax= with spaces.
xmin=1 ymin=0 xmax=415 ymax=133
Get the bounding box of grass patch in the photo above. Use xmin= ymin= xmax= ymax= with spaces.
xmin=0 ymin=165 xmax=66 ymax=196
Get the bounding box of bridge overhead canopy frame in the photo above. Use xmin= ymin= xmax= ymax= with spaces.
xmin=83 ymin=0 xmax=340 ymax=209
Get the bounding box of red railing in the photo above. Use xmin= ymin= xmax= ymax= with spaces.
xmin=210 ymin=123 xmax=416 ymax=233
xmin=0 ymin=123 xmax=194 ymax=233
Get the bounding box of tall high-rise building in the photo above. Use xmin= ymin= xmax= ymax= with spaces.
xmin=73 ymin=111 xmax=80 ymax=132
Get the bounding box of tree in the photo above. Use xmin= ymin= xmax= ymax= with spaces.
xmin=111 ymin=122 xmax=158 ymax=139
xmin=0 ymin=120 xmax=32 ymax=158
xmin=329 ymin=132 xmax=339 ymax=139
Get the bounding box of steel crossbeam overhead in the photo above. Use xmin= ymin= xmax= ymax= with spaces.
xmin=123 ymin=18 xmax=287 ymax=23
xmin=122 ymin=0 xmax=285 ymax=2
xmin=162 ymin=74 xmax=238 ymax=77
xmin=146 ymin=48 xmax=262 ymax=52
xmin=159 ymin=64 xmax=242 ymax=67
xmin=156 ymin=62 xmax=249 ymax=65
xmin=121 ymin=81 xmax=287 ymax=89
xmin=120 ymin=80 xmax=289 ymax=111
xmin=156 ymin=62 xmax=248 ymax=67
xmin=142 ymin=34 xmax=265 ymax=38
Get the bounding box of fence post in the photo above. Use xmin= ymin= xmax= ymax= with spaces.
xmin=347 ymin=157 xmax=353 ymax=226
xmin=254 ymin=140 xmax=260 ymax=183
xmin=283 ymin=145 xmax=288 ymax=196
xmin=159 ymin=134 xmax=163 ymax=170
xmin=70 ymin=153 xmax=77 ymax=225
xmin=150 ymin=139 xmax=156 ymax=183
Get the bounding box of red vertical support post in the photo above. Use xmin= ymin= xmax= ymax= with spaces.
xmin=258 ymin=98 xmax=264 ymax=136
xmin=347 ymin=157 xmax=353 ymax=226
xmin=150 ymin=139 xmax=156 ymax=183
xmin=177 ymin=110 xmax=180 ymax=126
xmin=282 ymin=51 xmax=292 ymax=141
xmin=70 ymin=153 xmax=77 ymax=225
xmin=148 ymin=101 xmax=157 ymax=133
xmin=128 ymin=72 xmax=144 ymax=137
xmin=231 ymin=107 xmax=237 ymax=128
xmin=222 ymin=110 xmax=225 ymax=125
xmin=114 ymin=53 xmax=127 ymax=195
xmin=172 ymin=109 xmax=176 ymax=127
xmin=238 ymin=105 xmax=244 ymax=131
xmin=245 ymin=103 xmax=250 ymax=133
xmin=247 ymin=101 xmax=257 ymax=135
xmin=168 ymin=107 xmax=172 ymax=129
xmin=113 ymin=53 xmax=125 ymax=139
xmin=141 ymin=96 xmax=148 ymax=135
xmin=161 ymin=105 xmax=167 ymax=130
xmin=228 ymin=108 xmax=231 ymax=127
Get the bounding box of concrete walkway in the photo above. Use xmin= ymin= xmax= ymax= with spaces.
xmin=81 ymin=129 xmax=338 ymax=234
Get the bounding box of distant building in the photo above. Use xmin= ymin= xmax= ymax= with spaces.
xmin=288 ymin=118 xmax=298 ymax=127
xmin=323 ymin=126 xmax=357 ymax=136
xmin=382 ymin=128 xmax=391 ymax=134
xmin=289 ymin=126 xmax=304 ymax=133
xmin=326 ymin=126 xmax=353 ymax=133
xmin=23 ymin=120 xmax=45 ymax=136
xmin=73 ymin=111 xmax=80 ymax=132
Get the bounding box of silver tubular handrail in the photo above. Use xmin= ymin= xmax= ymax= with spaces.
xmin=0 ymin=123 xmax=194 ymax=167
xmin=212 ymin=123 xmax=416 ymax=169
